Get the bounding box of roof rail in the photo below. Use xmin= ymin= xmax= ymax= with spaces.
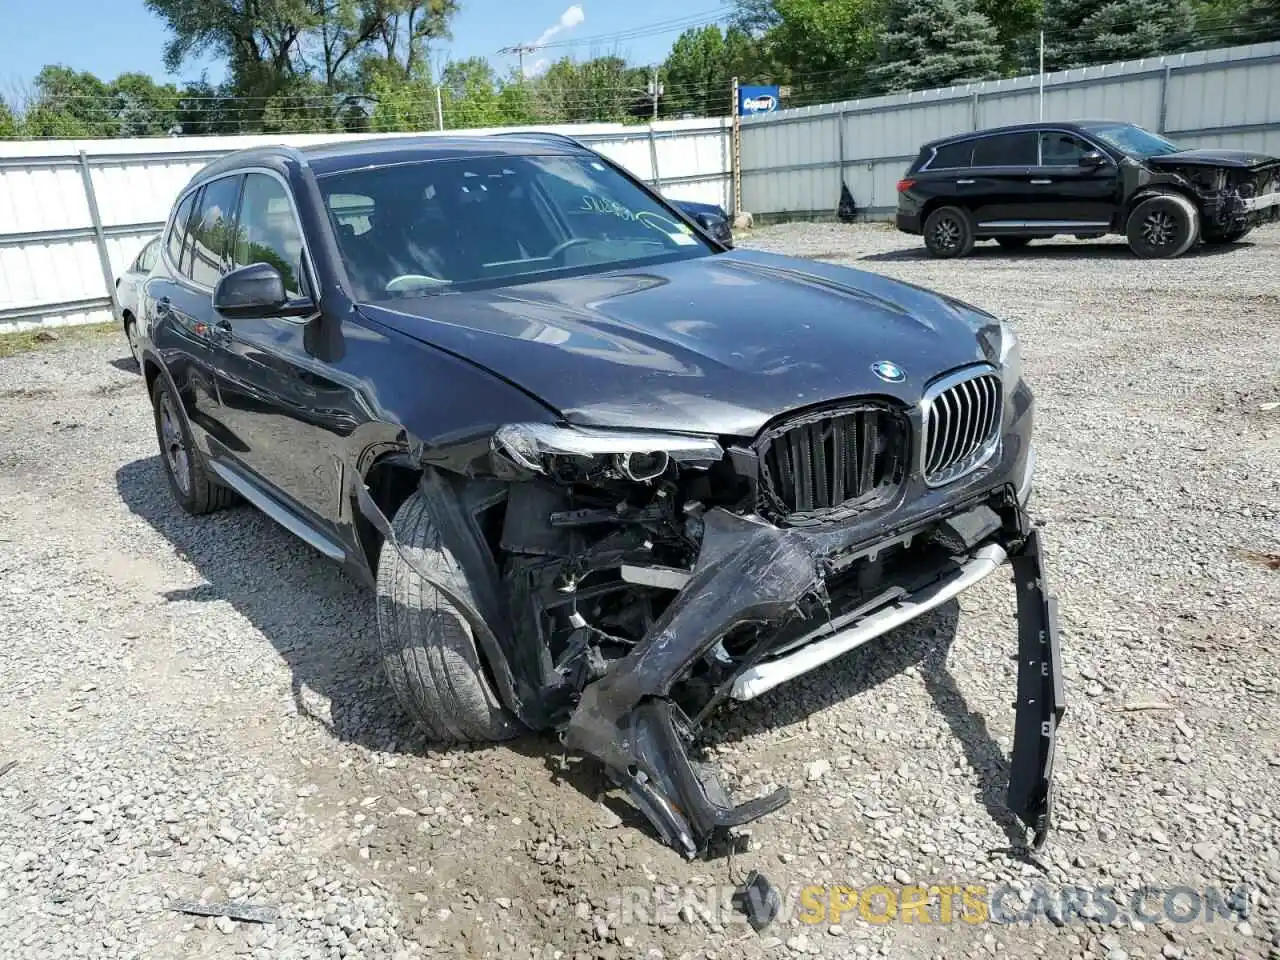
xmin=486 ymin=130 xmax=587 ymax=149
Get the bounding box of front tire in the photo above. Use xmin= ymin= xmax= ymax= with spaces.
xmin=923 ymin=206 xmax=975 ymax=258
xmin=375 ymin=491 xmax=520 ymax=744
xmin=1126 ymin=193 xmax=1199 ymax=258
xmin=1203 ymin=225 xmax=1251 ymax=245
xmin=150 ymin=377 xmax=238 ymax=515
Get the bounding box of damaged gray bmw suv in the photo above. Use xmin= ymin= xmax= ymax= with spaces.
xmin=136 ymin=132 xmax=1063 ymax=858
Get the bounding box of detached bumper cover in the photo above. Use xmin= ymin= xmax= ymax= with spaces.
xmin=564 ymin=505 xmax=1065 ymax=857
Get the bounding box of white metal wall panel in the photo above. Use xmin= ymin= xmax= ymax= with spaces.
xmin=0 ymin=118 xmax=731 ymax=330
xmin=740 ymin=40 xmax=1280 ymax=218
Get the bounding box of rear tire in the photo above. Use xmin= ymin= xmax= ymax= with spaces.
xmin=375 ymin=491 xmax=521 ymax=744
xmin=123 ymin=313 xmax=142 ymax=369
xmin=996 ymin=236 xmax=1031 ymax=250
xmin=1126 ymin=193 xmax=1200 ymax=258
xmin=923 ymin=206 xmax=975 ymax=258
xmin=150 ymin=377 xmax=239 ymax=515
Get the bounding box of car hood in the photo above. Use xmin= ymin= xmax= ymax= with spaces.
xmin=356 ymin=250 xmax=998 ymax=436
xmin=1147 ymin=148 xmax=1279 ymax=170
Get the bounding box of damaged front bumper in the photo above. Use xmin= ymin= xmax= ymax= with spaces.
xmin=565 ymin=494 xmax=1065 ymax=858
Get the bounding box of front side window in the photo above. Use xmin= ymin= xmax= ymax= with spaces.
xmin=232 ymin=173 xmax=306 ymax=298
xmin=187 ymin=175 xmax=242 ymax=287
xmin=319 ymin=154 xmax=713 ymax=300
xmin=972 ymin=133 xmax=1038 ymax=167
xmin=166 ymin=193 xmax=195 ymax=268
xmin=1040 ymin=132 xmax=1095 ymax=165
xmin=1081 ymin=122 xmax=1180 ymax=158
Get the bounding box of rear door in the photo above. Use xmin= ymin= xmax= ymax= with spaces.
xmin=965 ymin=132 xmax=1041 ymax=227
xmin=1024 ymin=130 xmax=1121 ymax=229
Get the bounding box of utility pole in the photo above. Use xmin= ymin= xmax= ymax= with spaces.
xmin=648 ymin=69 xmax=663 ymax=121
xmin=731 ymin=76 xmax=742 ymax=218
xmin=499 ymin=43 xmax=538 ymax=81
xmin=1038 ymin=30 xmax=1046 ymax=120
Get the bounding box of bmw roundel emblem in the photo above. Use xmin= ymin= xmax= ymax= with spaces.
xmin=871 ymin=360 xmax=906 ymax=383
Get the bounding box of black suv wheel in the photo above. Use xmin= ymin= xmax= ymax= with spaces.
xmin=150 ymin=377 xmax=239 ymax=515
xmin=375 ymin=491 xmax=521 ymax=744
xmin=923 ymin=206 xmax=975 ymax=258
xmin=1126 ymin=193 xmax=1200 ymax=259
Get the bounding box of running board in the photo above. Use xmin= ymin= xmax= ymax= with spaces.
xmin=730 ymin=544 xmax=1008 ymax=700
xmin=208 ymin=460 xmax=346 ymax=562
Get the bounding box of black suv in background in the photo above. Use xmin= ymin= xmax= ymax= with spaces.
xmin=133 ymin=133 xmax=1061 ymax=858
xmin=896 ymin=120 xmax=1279 ymax=258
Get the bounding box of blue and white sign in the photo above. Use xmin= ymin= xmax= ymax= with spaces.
xmin=737 ymin=85 xmax=781 ymax=116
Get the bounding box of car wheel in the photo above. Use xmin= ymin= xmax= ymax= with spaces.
xmin=1203 ymin=226 xmax=1251 ymax=244
xmin=996 ymin=237 xmax=1031 ymax=250
xmin=123 ymin=314 xmax=142 ymax=369
xmin=1126 ymin=193 xmax=1200 ymax=258
xmin=922 ymin=206 xmax=975 ymax=258
xmin=375 ymin=491 xmax=521 ymax=744
xmin=150 ymin=376 xmax=239 ymax=515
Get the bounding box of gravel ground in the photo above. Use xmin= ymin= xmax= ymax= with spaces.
xmin=1 ymin=224 xmax=1278 ymax=960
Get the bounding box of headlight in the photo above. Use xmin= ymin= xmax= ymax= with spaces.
xmin=998 ymin=320 xmax=1022 ymax=391
xmin=493 ymin=423 xmax=723 ymax=480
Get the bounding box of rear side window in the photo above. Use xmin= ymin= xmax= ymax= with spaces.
xmin=165 ymin=193 xmax=196 ymax=268
xmin=973 ymin=133 xmax=1038 ymax=166
xmin=186 ymin=175 xmax=243 ymax=287
xmin=233 ymin=173 xmax=307 ymax=298
xmin=929 ymin=141 xmax=974 ymax=169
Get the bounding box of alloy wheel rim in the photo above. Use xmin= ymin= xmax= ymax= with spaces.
xmin=932 ymin=217 xmax=960 ymax=250
xmin=126 ymin=323 xmax=141 ymax=363
xmin=159 ymin=392 xmax=191 ymax=495
xmin=1142 ymin=210 xmax=1176 ymax=248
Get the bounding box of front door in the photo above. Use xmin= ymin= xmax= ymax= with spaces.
xmin=1021 ymin=131 xmax=1121 ymax=230
xmin=206 ymin=171 xmax=350 ymax=532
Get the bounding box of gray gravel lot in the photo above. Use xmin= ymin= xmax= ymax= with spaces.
xmin=1 ymin=224 xmax=1278 ymax=960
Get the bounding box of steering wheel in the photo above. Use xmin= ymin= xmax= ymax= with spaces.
xmin=546 ymin=237 xmax=595 ymax=262
xmin=385 ymin=274 xmax=448 ymax=293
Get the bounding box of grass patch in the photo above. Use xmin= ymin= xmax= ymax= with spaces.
xmin=0 ymin=322 xmax=119 ymax=359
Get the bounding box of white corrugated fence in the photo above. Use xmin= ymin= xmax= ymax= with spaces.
xmin=0 ymin=119 xmax=732 ymax=331
xmin=3 ymin=40 xmax=1280 ymax=331
xmin=741 ymin=40 xmax=1280 ymax=219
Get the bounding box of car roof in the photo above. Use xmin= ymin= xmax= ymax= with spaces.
xmin=186 ymin=133 xmax=589 ymax=189
xmin=922 ymin=119 xmax=1123 ymax=149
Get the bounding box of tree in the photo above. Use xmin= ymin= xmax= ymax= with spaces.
xmin=0 ymin=98 xmax=18 ymax=138
xmin=660 ymin=25 xmax=760 ymax=117
xmin=19 ymin=66 xmax=113 ymax=137
xmin=531 ymin=56 xmax=650 ymax=124
xmin=1043 ymin=0 xmax=1196 ymax=70
xmin=868 ymin=0 xmax=1002 ymax=93
xmin=743 ymin=0 xmax=884 ymax=103
xmin=111 ymin=73 xmax=182 ymax=136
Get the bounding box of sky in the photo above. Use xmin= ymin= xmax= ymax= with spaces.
xmin=0 ymin=0 xmax=731 ymax=94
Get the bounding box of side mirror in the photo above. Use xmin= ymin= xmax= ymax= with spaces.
xmin=693 ymin=212 xmax=734 ymax=248
xmin=1079 ymin=151 xmax=1106 ymax=168
xmin=213 ymin=262 xmax=313 ymax=319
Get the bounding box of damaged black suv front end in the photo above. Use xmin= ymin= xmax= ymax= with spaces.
xmin=478 ymin=336 xmax=1062 ymax=858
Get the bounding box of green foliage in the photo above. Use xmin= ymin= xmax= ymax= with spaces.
xmin=3 ymin=0 xmax=1272 ymax=141
xmin=869 ymin=0 xmax=1002 ymax=93
xmin=660 ymin=25 xmax=760 ymax=117
xmin=1043 ymin=0 xmax=1197 ymax=69
xmin=0 ymin=99 xmax=18 ymax=137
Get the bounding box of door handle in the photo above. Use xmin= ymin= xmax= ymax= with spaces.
xmin=1030 ymin=179 xmax=1053 ymax=185
xmin=956 ymin=179 xmax=975 ymax=185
